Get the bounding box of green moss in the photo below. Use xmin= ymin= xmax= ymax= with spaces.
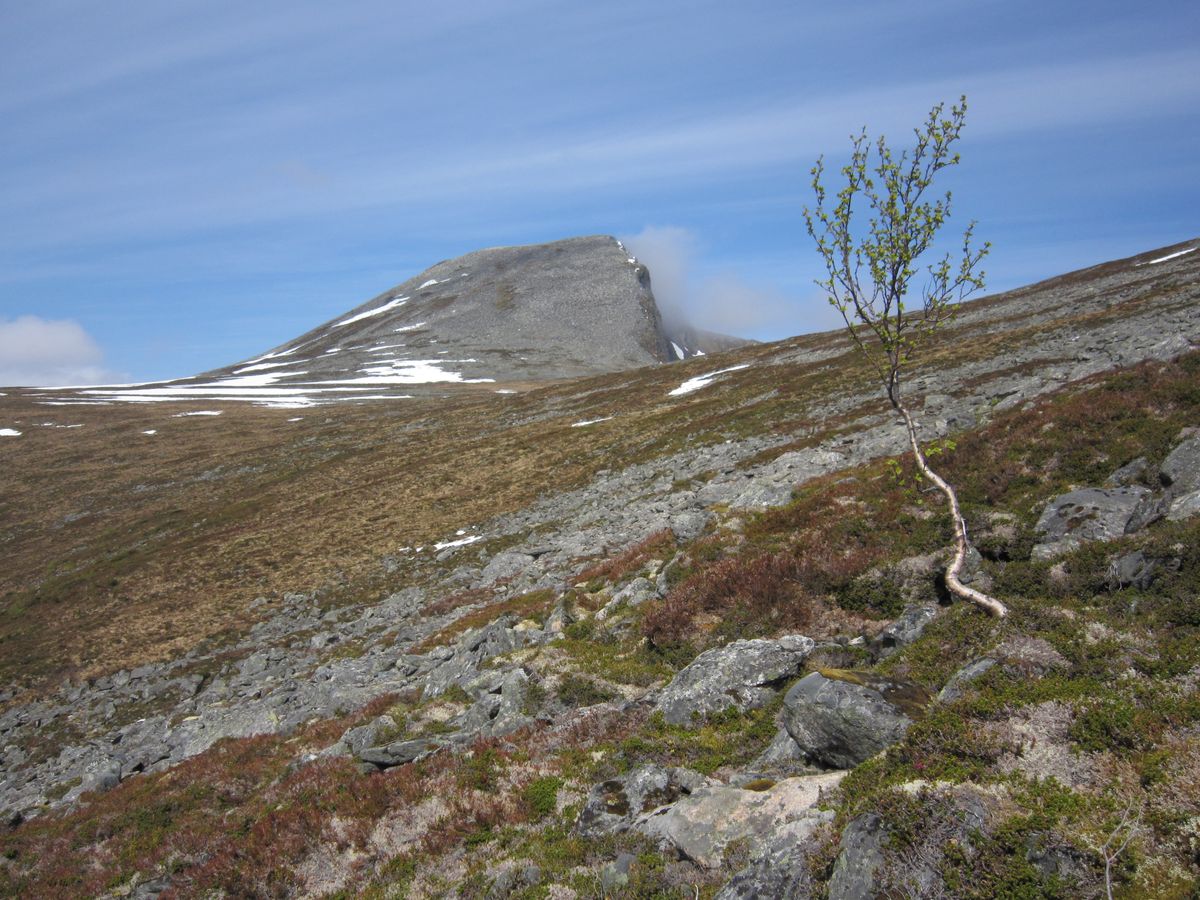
xmin=618 ymin=703 xmax=783 ymax=775
xmin=522 ymin=776 xmax=563 ymax=820
xmin=556 ymin=673 xmax=617 ymax=707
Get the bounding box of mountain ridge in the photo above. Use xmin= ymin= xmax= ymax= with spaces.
xmin=24 ymin=235 xmax=753 ymax=406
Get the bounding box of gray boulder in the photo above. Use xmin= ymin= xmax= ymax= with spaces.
xmin=358 ymin=738 xmax=440 ymax=768
xmin=637 ymin=772 xmax=844 ymax=869
xmin=669 ymin=509 xmax=710 ymax=542
xmin=871 ymin=605 xmax=937 ymax=660
xmin=576 ymin=765 xmax=711 ymax=838
xmin=781 ymin=670 xmax=929 ymax=768
xmin=1107 ymin=550 xmax=1158 ymax=590
xmin=1161 ymin=432 xmax=1200 ymax=520
xmin=654 ymin=635 xmax=815 ymax=726
xmin=1159 ymin=431 xmax=1200 ymax=494
xmin=827 ymin=813 xmax=887 ymax=900
xmin=1031 ymin=487 xmax=1160 ymax=559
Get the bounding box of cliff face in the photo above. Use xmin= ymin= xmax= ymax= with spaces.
xmin=225 ymin=235 xmax=681 ymax=385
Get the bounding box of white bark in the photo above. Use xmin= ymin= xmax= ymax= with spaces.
xmin=897 ymin=404 xmax=1008 ymax=618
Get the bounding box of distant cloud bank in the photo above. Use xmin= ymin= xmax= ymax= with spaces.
xmin=622 ymin=225 xmax=834 ymax=339
xmin=0 ymin=315 xmax=123 ymax=386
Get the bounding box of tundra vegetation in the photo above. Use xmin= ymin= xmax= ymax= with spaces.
xmin=1 ymin=229 xmax=1198 ymax=896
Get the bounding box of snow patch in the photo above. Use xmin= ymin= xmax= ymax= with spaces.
xmin=434 ymin=534 xmax=481 ymax=551
xmin=670 ymin=342 xmax=685 ymax=359
xmin=234 ymin=359 xmax=307 ymax=375
xmin=1143 ymin=247 xmax=1197 ymax=265
xmin=142 ymin=429 xmax=157 ymax=435
xmin=419 ymin=279 xmax=440 ymax=289
xmin=571 ymin=416 xmax=613 ymax=427
xmin=318 ymin=359 xmax=494 ymax=385
xmin=0 ymin=428 xmax=21 ymax=437
xmin=172 ymin=410 xmax=223 ymax=417
xmin=393 ymin=322 xmax=427 ymax=333
xmin=332 ymin=296 xmax=409 ymax=328
xmin=668 ymin=364 xmax=751 ymax=397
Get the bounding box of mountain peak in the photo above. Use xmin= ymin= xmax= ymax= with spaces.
xmin=48 ymin=236 xmax=751 ymax=406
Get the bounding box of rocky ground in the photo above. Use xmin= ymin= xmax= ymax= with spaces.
xmin=1 ymin=239 xmax=1199 ymax=897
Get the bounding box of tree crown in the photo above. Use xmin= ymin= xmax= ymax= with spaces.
xmin=803 ymin=96 xmax=989 ymax=405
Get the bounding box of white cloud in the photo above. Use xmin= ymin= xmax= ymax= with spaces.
xmin=0 ymin=315 xmax=124 ymax=386
xmin=622 ymin=225 xmax=841 ymax=339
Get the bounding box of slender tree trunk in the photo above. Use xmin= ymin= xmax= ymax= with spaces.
xmin=896 ymin=404 xmax=1008 ymax=618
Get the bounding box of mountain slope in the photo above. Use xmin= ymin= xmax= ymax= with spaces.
xmin=0 ymin=237 xmax=1198 ymax=897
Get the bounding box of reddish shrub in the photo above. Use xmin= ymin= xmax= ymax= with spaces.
xmin=577 ymin=529 xmax=676 ymax=585
xmin=644 ymin=551 xmax=813 ymax=647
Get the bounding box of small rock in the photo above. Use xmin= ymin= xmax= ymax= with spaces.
xmin=544 ymin=600 xmax=577 ymax=635
xmin=599 ymin=853 xmax=637 ymax=895
xmin=576 ymin=765 xmax=710 ymax=838
xmin=1159 ymin=431 xmax=1200 ymax=494
xmin=1031 ymin=487 xmax=1160 ymax=559
xmin=358 ymin=738 xmax=439 ymax=768
xmin=637 ymin=772 xmax=845 ymax=869
xmin=1106 ymin=550 xmax=1158 ymax=590
xmin=871 ymin=605 xmax=937 ymax=660
xmin=669 ymin=510 xmax=710 ymax=542
xmin=655 ymin=635 xmax=815 ymax=726
xmin=781 ymin=670 xmax=929 ymax=768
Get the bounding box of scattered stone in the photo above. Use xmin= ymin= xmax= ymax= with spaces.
xmin=637 ymin=772 xmax=845 ymax=869
xmin=479 ymin=551 xmax=535 ymax=585
xmin=576 ymin=765 xmax=711 ymax=839
xmin=1159 ymin=431 xmax=1200 ymax=494
xmin=358 ymin=738 xmax=440 ymax=768
xmin=871 ymin=605 xmax=937 ymax=660
xmin=1105 ymin=456 xmax=1148 ymax=487
xmin=781 ymin=670 xmax=929 ymax=768
xmin=826 ymin=812 xmax=886 ymax=900
xmin=1106 ymin=550 xmax=1158 ymax=590
xmin=1031 ymin=487 xmax=1160 ymax=559
xmin=654 ymin=635 xmax=815 ymax=726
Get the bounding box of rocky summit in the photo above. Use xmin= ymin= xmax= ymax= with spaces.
xmin=1 ymin=238 xmax=1200 ymax=897
xmin=26 ymin=235 xmax=750 ymax=408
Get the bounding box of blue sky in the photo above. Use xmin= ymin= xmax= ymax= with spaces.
xmin=1 ymin=0 xmax=1197 ymax=384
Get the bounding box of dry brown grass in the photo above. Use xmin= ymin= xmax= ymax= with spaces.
xmin=0 ymin=247 xmax=1194 ymax=696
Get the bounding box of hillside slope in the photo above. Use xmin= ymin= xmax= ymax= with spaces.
xmin=0 ymin=237 xmax=1198 ymax=897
